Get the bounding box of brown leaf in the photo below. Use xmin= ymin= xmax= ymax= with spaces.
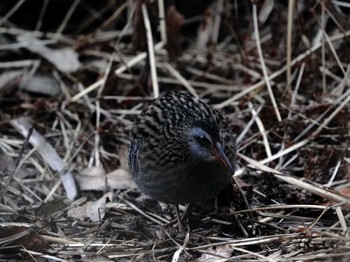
xmin=166 ymin=5 xmax=184 ymax=58
xmin=0 ymin=225 xmax=50 ymax=253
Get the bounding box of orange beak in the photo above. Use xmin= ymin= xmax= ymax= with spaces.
xmin=211 ymin=142 xmax=235 ymax=174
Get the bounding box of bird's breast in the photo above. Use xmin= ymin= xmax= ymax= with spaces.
xmin=134 ymin=158 xmax=230 ymax=204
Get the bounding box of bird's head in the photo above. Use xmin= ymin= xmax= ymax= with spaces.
xmin=188 ymin=126 xmax=235 ymax=174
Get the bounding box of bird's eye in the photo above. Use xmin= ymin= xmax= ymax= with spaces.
xmin=197 ymin=135 xmax=212 ymax=146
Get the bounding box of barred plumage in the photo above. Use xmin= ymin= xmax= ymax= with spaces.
xmin=128 ymin=91 xmax=236 ymax=204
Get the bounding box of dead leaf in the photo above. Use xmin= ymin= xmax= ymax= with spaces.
xmin=194 ymin=244 xmax=233 ymax=261
xmin=67 ymin=192 xmax=112 ymax=222
xmin=20 ymin=74 xmax=60 ymax=96
xmin=76 ymin=166 xmax=136 ymax=191
xmin=35 ymin=199 xmax=67 ymax=217
xmin=17 ymin=35 xmax=80 ymax=73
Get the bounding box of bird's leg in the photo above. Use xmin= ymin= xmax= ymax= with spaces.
xmin=176 ymin=204 xmax=192 ymax=231
xmin=164 ymin=204 xmax=191 ymax=232
xmin=181 ymin=203 xmax=191 ymax=220
xmin=174 ymin=204 xmax=184 ymax=232
xmin=232 ymin=176 xmax=251 ymax=210
xmin=213 ymin=197 xmax=219 ymax=214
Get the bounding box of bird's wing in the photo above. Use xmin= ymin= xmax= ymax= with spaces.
xmin=128 ymin=139 xmax=142 ymax=177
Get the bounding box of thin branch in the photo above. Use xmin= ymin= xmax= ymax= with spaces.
xmin=142 ymin=4 xmax=159 ymax=98
xmin=158 ymin=0 xmax=167 ymax=43
xmin=286 ymin=0 xmax=294 ymax=91
xmin=55 ymin=0 xmax=81 ymax=36
xmin=252 ymin=3 xmax=282 ymax=122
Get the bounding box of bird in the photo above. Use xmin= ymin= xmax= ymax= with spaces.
xmin=128 ymin=91 xmax=236 ymax=207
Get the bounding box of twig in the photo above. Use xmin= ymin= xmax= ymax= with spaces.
xmin=216 ymin=29 xmax=350 ymax=109
xmin=211 ymin=0 xmax=224 ymax=47
xmin=0 ymin=27 xmax=73 ymax=43
xmin=1 ymin=126 xmax=33 ymax=200
xmin=158 ymin=0 xmax=167 ymax=44
xmin=55 ymin=0 xmax=81 ymax=37
xmin=69 ymin=79 xmax=103 ymax=102
xmin=93 ymin=100 xmax=101 ymax=167
xmin=163 ymin=62 xmax=198 ymax=97
xmin=97 ymin=0 xmax=129 ymax=32
xmin=286 ymin=0 xmax=294 ymax=91
xmin=321 ymin=1 xmax=326 ymax=93
xmin=249 ymin=102 xmax=272 ymax=158
xmin=119 ymin=196 xmax=164 ymax=225
xmin=319 ymin=19 xmax=346 ymax=77
xmin=231 ymin=246 xmax=276 ymax=262
xmin=10 ymin=118 xmax=78 ymax=200
xmin=273 ymin=174 xmax=350 ymax=207
xmin=0 ymin=0 xmax=26 ymax=26
xmin=35 ymin=0 xmax=50 ymax=31
xmin=252 ymin=3 xmax=281 ymax=122
xmin=288 ymin=62 xmax=305 ymax=119
xmin=118 ymin=72 xmax=243 ymax=91
xmin=142 ymin=4 xmax=159 ymax=98
xmin=335 ymin=206 xmax=347 ymax=233
xmin=311 ymin=90 xmax=350 ymax=137
xmin=171 ymin=232 xmax=190 ymax=262
xmin=236 ymin=105 xmax=263 ymax=144
xmin=0 ymin=60 xmax=39 ymax=68
xmin=326 ymin=160 xmax=341 ymax=187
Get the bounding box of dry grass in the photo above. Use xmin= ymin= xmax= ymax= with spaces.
xmin=0 ymin=0 xmax=349 ymax=261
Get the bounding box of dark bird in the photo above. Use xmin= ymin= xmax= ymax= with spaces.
xmin=128 ymin=91 xmax=236 ymax=206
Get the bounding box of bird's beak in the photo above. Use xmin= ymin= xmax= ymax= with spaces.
xmin=211 ymin=142 xmax=235 ymax=174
